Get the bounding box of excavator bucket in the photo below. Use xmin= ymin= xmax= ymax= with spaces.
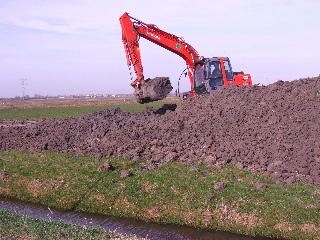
xmin=135 ymin=77 xmax=173 ymax=104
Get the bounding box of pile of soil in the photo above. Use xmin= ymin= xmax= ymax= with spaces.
xmin=1 ymin=77 xmax=319 ymax=185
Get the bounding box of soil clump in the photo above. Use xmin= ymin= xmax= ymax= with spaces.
xmin=0 ymin=77 xmax=320 ymax=185
xmin=136 ymin=77 xmax=173 ymax=103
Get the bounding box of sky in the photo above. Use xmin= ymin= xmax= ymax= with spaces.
xmin=0 ymin=0 xmax=319 ymax=98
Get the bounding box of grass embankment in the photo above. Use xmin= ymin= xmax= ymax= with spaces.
xmin=0 ymin=208 xmax=147 ymax=240
xmin=0 ymin=101 xmax=320 ymax=239
xmin=1 ymin=151 xmax=320 ymax=239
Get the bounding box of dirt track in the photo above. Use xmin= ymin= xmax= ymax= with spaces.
xmin=1 ymin=77 xmax=320 ymax=185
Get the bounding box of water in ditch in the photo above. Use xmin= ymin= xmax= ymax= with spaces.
xmin=0 ymin=196 xmax=273 ymax=240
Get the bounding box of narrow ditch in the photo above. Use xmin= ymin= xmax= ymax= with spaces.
xmin=0 ymin=196 xmax=272 ymax=240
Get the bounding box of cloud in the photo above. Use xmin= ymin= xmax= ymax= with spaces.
xmin=0 ymin=0 xmax=112 ymax=34
xmin=2 ymin=16 xmax=77 ymax=34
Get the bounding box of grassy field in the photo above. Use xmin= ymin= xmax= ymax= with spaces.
xmin=0 ymin=100 xmax=178 ymax=120
xmin=0 ymin=100 xmax=320 ymax=239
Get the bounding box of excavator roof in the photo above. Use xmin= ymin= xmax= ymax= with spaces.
xmin=206 ymin=57 xmax=230 ymax=61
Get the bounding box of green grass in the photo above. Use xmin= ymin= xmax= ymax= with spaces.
xmin=0 ymin=150 xmax=319 ymax=239
xmin=0 ymin=101 xmax=180 ymax=120
xmin=0 ymin=208 xmax=147 ymax=240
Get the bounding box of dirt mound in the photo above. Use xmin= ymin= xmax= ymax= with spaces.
xmin=1 ymin=77 xmax=320 ymax=185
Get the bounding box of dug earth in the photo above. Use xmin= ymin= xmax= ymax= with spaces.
xmin=0 ymin=77 xmax=320 ymax=185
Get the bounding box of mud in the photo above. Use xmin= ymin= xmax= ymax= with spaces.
xmin=136 ymin=77 xmax=173 ymax=103
xmin=1 ymin=77 xmax=320 ymax=185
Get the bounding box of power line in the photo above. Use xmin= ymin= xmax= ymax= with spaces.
xmin=19 ymin=78 xmax=28 ymax=100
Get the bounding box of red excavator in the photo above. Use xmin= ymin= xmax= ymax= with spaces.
xmin=119 ymin=12 xmax=252 ymax=103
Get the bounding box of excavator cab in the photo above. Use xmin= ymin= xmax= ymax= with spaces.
xmin=193 ymin=58 xmax=226 ymax=95
xmin=207 ymin=61 xmax=224 ymax=90
xmin=206 ymin=58 xmax=233 ymax=92
xmin=193 ymin=57 xmax=250 ymax=95
xmin=184 ymin=57 xmax=251 ymax=100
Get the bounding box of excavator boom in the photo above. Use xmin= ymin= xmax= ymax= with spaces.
xmin=120 ymin=12 xmax=201 ymax=101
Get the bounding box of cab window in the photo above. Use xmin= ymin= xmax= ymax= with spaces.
xmin=223 ymin=60 xmax=233 ymax=81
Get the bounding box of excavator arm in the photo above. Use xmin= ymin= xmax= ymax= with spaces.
xmin=120 ymin=12 xmax=202 ymax=99
xmin=119 ymin=13 xmax=144 ymax=88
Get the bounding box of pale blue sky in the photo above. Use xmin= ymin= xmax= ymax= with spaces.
xmin=0 ymin=0 xmax=319 ymax=98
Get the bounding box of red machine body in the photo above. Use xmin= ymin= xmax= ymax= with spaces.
xmin=119 ymin=12 xmax=252 ymax=100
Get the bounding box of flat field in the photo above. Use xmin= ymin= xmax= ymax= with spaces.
xmin=0 ymin=96 xmax=180 ymax=120
xmin=0 ymin=96 xmax=180 ymax=110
